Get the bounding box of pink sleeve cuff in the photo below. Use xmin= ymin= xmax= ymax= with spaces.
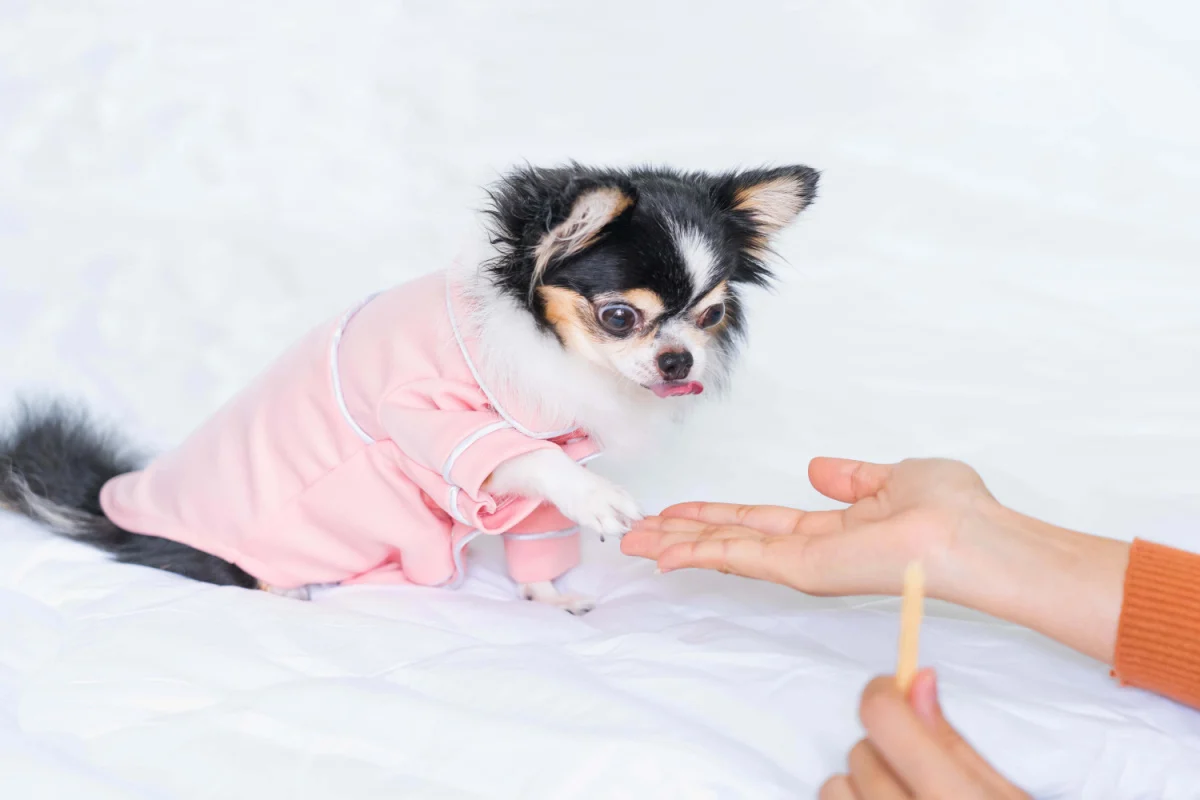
xmin=501 ymin=504 xmax=581 ymax=583
xmin=443 ymin=423 xmax=558 ymax=533
xmin=503 ymin=529 xmax=581 ymax=584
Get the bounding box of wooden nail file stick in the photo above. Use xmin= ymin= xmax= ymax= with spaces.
xmin=896 ymin=561 xmax=925 ymax=693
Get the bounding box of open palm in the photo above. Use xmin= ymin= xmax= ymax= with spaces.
xmin=621 ymin=457 xmax=994 ymax=598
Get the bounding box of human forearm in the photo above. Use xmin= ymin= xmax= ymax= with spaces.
xmin=939 ymin=500 xmax=1130 ymax=664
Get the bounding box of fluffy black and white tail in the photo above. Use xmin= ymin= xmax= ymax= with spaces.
xmin=0 ymin=401 xmax=257 ymax=587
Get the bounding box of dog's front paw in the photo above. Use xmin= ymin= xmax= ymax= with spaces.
xmin=557 ymin=474 xmax=642 ymax=537
xmin=485 ymin=449 xmax=641 ymax=537
xmin=519 ymin=581 xmax=595 ymax=615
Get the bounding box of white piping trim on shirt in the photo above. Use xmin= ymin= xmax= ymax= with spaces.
xmin=502 ymin=527 xmax=579 ymax=542
xmin=444 ymin=275 xmax=577 ymax=440
xmin=446 ymin=485 xmax=469 ymax=525
xmin=442 ymin=419 xmax=513 ymax=527
xmin=441 ymin=420 xmax=513 ymax=484
xmin=433 ymin=528 xmax=483 ymax=589
xmin=330 ymin=293 xmax=381 ymax=445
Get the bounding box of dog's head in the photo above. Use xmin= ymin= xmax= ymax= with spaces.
xmin=482 ymin=163 xmax=818 ymax=398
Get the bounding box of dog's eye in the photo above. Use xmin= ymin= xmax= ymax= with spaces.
xmin=597 ymin=304 xmax=639 ymax=335
xmin=697 ymin=302 xmax=726 ymax=329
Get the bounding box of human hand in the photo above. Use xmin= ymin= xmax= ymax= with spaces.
xmin=821 ymin=670 xmax=1028 ymax=799
xmin=621 ymin=457 xmax=996 ymax=601
xmin=623 ymin=456 xmax=1129 ymax=662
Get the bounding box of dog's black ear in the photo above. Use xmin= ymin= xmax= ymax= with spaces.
xmin=531 ymin=179 xmax=635 ymax=288
xmin=485 ymin=166 xmax=637 ymax=300
xmin=713 ymin=165 xmax=819 ymax=236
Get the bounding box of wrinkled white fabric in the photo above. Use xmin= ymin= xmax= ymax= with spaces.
xmin=2 ymin=1 xmax=1199 ymax=797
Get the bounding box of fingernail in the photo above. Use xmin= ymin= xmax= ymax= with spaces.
xmin=909 ymin=668 xmax=938 ymax=728
xmin=654 ymin=566 xmax=672 ymax=575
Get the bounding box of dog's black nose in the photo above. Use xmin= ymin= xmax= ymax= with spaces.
xmin=656 ymin=350 xmax=693 ymax=381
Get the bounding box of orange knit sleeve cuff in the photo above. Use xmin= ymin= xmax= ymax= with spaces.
xmin=1113 ymin=538 xmax=1200 ymax=710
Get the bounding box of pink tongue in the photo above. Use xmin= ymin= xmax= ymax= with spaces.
xmin=651 ymin=381 xmax=704 ymax=398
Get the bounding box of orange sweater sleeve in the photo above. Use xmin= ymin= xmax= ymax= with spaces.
xmin=1113 ymin=538 xmax=1200 ymax=710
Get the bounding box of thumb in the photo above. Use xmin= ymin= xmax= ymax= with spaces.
xmin=908 ymin=669 xmax=1021 ymax=794
xmin=908 ymin=667 xmax=943 ymax=730
xmin=808 ymin=458 xmax=892 ymax=504
xmin=909 ymin=670 xmax=979 ymax=763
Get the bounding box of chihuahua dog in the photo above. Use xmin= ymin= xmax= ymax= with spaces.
xmin=0 ymin=163 xmax=818 ymax=612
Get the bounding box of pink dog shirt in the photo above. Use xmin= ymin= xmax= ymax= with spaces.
xmin=99 ymin=271 xmax=599 ymax=589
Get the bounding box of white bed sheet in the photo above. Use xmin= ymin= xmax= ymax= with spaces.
xmin=2 ymin=1 xmax=1199 ymax=797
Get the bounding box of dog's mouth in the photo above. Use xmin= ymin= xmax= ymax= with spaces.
xmin=647 ymin=380 xmax=704 ymax=398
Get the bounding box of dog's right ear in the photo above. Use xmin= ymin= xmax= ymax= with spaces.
xmin=485 ymin=166 xmax=637 ymax=301
xmin=532 ymin=183 xmax=634 ymax=286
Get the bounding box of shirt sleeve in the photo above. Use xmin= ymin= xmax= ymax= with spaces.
xmin=378 ymin=392 xmax=560 ymax=535
xmin=1113 ymin=538 xmax=1200 ymax=710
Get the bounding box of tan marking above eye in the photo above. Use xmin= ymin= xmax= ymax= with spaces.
xmin=691 ymin=281 xmax=728 ymax=318
xmin=622 ymin=288 xmax=665 ymax=313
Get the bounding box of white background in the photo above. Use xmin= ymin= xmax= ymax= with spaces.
xmin=1 ymin=2 xmax=1198 ymax=798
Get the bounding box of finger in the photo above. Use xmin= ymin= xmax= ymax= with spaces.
xmin=809 ymin=458 xmax=893 ymax=504
xmin=818 ymin=775 xmax=859 ymax=800
xmin=858 ymin=677 xmax=989 ymax=799
xmin=658 ymin=502 xmax=810 ymax=535
xmin=847 ymin=740 xmax=912 ymax=800
xmin=619 ymin=528 xmax=670 ymax=559
xmin=621 ymin=521 xmax=763 ymax=558
xmin=636 ymin=511 xmax=842 ymax=536
xmin=622 ymin=525 xmax=771 ymax=574
xmin=655 ymin=536 xmax=774 ymax=580
xmin=908 ymin=669 xmax=1025 ymax=797
xmin=629 ymin=515 xmax=713 ymax=533
xmin=655 ymin=504 xmax=849 ymax=538
xmin=908 ymin=668 xmax=939 ymax=725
